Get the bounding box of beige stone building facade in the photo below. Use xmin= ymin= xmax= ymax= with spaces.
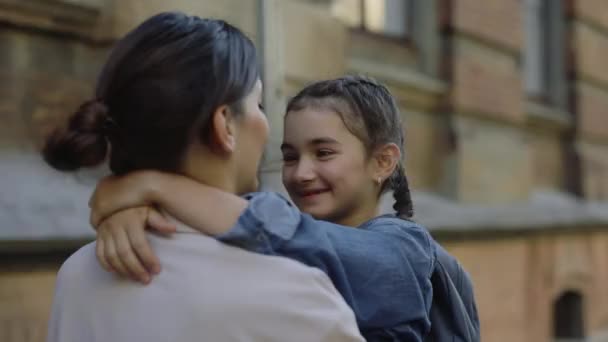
xmin=1 ymin=1 xmax=607 ymax=341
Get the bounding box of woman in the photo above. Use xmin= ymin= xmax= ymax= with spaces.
xmin=46 ymin=15 xmax=435 ymax=342
xmin=44 ymin=12 xmax=369 ymax=342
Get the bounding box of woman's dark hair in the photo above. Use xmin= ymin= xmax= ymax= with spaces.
xmin=286 ymin=75 xmax=414 ymax=219
xmin=43 ymin=12 xmax=259 ymax=175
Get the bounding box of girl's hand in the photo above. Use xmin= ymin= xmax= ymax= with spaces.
xmin=95 ymin=206 xmax=175 ymax=284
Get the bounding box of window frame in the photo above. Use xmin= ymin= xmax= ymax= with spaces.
xmin=333 ymin=0 xmax=415 ymax=42
xmin=334 ymin=0 xmax=441 ymax=76
xmin=360 ymin=0 xmax=414 ymax=39
xmin=523 ymin=0 xmax=569 ymax=110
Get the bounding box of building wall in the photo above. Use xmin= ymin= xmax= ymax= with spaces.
xmin=443 ymin=230 xmax=608 ymax=342
xmin=0 ymin=260 xmax=62 ymax=342
xmin=437 ymin=1 xmax=608 ymax=340
xmin=1 ymin=1 xmax=608 ymax=342
xmin=573 ymin=0 xmax=608 ymax=201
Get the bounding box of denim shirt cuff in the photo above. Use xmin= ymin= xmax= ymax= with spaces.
xmin=215 ymin=192 xmax=301 ymax=254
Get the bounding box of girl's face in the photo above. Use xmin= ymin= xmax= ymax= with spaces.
xmin=281 ymin=107 xmax=380 ymax=227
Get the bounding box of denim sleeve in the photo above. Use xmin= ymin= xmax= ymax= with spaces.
xmin=442 ymin=244 xmax=481 ymax=340
xmin=217 ymin=192 xmax=434 ymax=341
xmin=458 ymin=263 xmax=481 ymax=341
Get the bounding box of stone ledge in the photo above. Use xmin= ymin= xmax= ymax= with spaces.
xmin=0 ymin=238 xmax=91 ymax=255
xmin=526 ymin=100 xmax=573 ymax=132
xmin=4 ymin=153 xmax=608 ymax=249
xmin=0 ymin=152 xmax=102 ymax=242
xmin=452 ymin=31 xmax=520 ymax=59
xmin=573 ymin=16 xmax=608 ymax=44
xmin=348 ymin=57 xmax=447 ymax=96
xmin=0 ymin=0 xmax=101 ymax=40
xmin=379 ymin=190 xmax=608 ymax=239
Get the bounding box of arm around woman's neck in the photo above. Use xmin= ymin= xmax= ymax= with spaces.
xmin=90 ymin=170 xmax=248 ymax=236
xmin=147 ymin=172 xmax=248 ymax=235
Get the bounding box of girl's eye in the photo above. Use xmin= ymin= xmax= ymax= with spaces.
xmin=282 ymin=153 xmax=298 ymax=163
xmin=258 ymin=103 xmax=265 ymax=111
xmin=316 ymin=149 xmax=335 ymax=159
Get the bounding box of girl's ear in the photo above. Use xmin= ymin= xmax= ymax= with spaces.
xmin=371 ymin=143 xmax=401 ymax=183
xmin=209 ymin=105 xmax=237 ymax=153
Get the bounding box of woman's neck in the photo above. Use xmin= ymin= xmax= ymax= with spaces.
xmin=180 ymin=144 xmax=238 ymax=194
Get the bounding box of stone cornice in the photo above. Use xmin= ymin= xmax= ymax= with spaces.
xmin=526 ymin=100 xmax=573 ymax=133
xmin=348 ymin=57 xmax=447 ymax=113
xmin=349 ymin=57 xmax=447 ymax=95
xmin=0 ymin=0 xmax=102 ymax=40
xmin=405 ymin=190 xmax=608 ymax=241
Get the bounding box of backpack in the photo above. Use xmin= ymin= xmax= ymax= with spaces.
xmin=425 ymin=244 xmax=480 ymax=342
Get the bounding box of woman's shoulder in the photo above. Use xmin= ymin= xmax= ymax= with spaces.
xmin=55 ymin=242 xmax=105 ymax=288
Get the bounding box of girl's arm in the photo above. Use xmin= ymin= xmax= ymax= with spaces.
xmin=91 ymin=171 xmax=434 ymax=341
xmin=216 ymin=192 xmax=434 ymax=340
xmin=90 ymin=171 xmax=248 ymax=283
xmin=90 ymin=170 xmax=247 ymax=234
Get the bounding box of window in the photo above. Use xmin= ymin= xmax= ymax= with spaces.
xmin=554 ymin=291 xmax=585 ymax=342
xmin=60 ymin=0 xmax=104 ymax=6
xmin=332 ymin=0 xmax=413 ymax=38
xmin=523 ymin=0 xmax=568 ymax=109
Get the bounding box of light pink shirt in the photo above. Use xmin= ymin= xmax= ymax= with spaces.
xmin=47 ymin=222 xmax=363 ymax=342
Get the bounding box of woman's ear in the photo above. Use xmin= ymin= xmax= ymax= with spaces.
xmin=372 ymin=143 xmax=401 ymax=182
xmin=210 ymin=105 xmax=237 ymax=154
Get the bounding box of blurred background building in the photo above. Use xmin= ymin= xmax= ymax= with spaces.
xmin=1 ymin=0 xmax=607 ymax=341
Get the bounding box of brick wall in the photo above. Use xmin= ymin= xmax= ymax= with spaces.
xmin=451 ymin=0 xmax=523 ymax=51
xmin=573 ymin=7 xmax=608 ymax=142
xmin=0 ymin=28 xmax=102 ymax=150
xmin=0 ymin=269 xmax=59 ymax=342
xmin=108 ymin=0 xmax=258 ymax=40
xmin=577 ymin=82 xmax=608 ymax=141
xmin=450 ymin=0 xmax=524 ymax=124
xmin=443 ymin=230 xmax=608 ymax=342
xmin=575 ymin=0 xmax=608 ymax=29
xmin=451 ymin=41 xmax=523 ymax=124
xmin=574 ymin=22 xmax=608 ymax=87
xmin=445 ymin=1 xmax=528 ymax=203
xmin=572 ymin=4 xmax=608 ymax=201
xmin=444 ymin=239 xmax=530 ymax=342
xmin=531 ymin=128 xmax=566 ymax=189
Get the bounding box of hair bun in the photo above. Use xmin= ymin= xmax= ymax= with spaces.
xmin=43 ymin=100 xmax=110 ymax=171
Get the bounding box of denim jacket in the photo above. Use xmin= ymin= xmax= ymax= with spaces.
xmin=362 ymin=216 xmax=481 ymax=342
xmin=217 ymin=192 xmax=435 ymax=341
